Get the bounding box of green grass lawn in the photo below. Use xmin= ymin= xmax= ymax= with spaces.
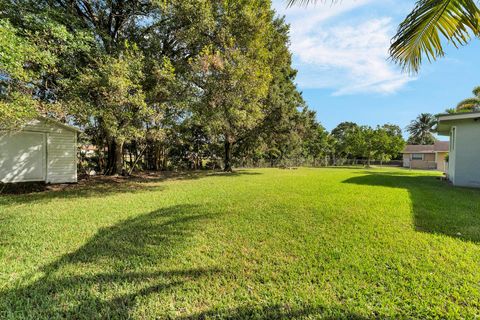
xmin=1 ymin=167 xmax=480 ymax=319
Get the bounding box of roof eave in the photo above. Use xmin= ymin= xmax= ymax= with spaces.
xmin=39 ymin=117 xmax=83 ymax=133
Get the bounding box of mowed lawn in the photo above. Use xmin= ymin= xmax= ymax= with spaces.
xmin=1 ymin=168 xmax=480 ymax=319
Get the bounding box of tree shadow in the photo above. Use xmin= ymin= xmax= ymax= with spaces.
xmin=343 ymin=172 xmax=480 ymax=243
xmin=0 ymin=204 xmax=221 ymax=319
xmin=0 ymin=170 xmax=263 ymax=206
xmin=180 ymin=303 xmax=369 ymax=320
xmin=208 ymin=170 xmax=263 ymax=177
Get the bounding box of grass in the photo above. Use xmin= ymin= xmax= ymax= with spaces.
xmin=1 ymin=167 xmax=480 ymax=319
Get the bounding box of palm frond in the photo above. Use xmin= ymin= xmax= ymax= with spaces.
xmin=445 ymin=108 xmax=457 ymax=114
xmin=286 ymin=0 xmax=338 ymax=7
xmin=472 ymin=85 xmax=480 ymax=97
xmin=390 ymin=0 xmax=480 ymax=74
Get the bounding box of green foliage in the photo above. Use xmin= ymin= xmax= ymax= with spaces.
xmin=375 ymin=124 xmax=406 ymax=162
xmin=0 ymin=11 xmax=95 ymax=128
xmin=407 ymin=113 xmax=437 ymax=145
xmin=0 ymin=93 xmax=38 ymax=128
xmin=0 ymin=19 xmax=51 ymax=127
xmin=187 ymin=0 xmax=275 ymax=170
xmin=456 ymin=85 xmax=480 ymax=112
xmin=329 ymin=122 xmax=405 ymax=165
xmin=69 ymin=47 xmax=147 ymax=142
xmin=191 ymin=47 xmax=270 ymax=139
xmin=331 ymin=122 xmax=361 ymax=158
xmin=2 ymin=0 xmax=378 ymax=172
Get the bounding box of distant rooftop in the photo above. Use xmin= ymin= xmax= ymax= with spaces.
xmin=403 ymin=141 xmax=449 ymax=153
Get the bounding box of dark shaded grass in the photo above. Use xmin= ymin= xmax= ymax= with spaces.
xmin=0 ymin=170 xmax=261 ymax=206
xmin=1 ymin=204 xmax=219 ymax=319
xmin=344 ymin=172 xmax=480 ymax=243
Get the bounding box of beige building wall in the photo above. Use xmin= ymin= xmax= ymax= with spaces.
xmin=424 ymin=153 xmax=435 ymax=161
xmin=436 ymin=152 xmax=448 ymax=172
xmin=403 ymin=153 xmax=438 ymax=170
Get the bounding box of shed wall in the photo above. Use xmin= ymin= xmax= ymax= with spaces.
xmin=1 ymin=119 xmax=78 ymax=184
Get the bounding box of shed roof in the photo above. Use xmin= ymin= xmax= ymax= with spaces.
xmin=39 ymin=117 xmax=82 ymax=133
xmin=402 ymin=141 xmax=449 ymax=154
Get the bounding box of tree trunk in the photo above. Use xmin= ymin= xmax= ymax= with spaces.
xmin=197 ymin=157 xmax=202 ymax=170
xmin=98 ymin=145 xmax=105 ymax=173
xmin=114 ymin=138 xmax=125 ymax=175
xmin=105 ymin=139 xmax=115 ymax=175
xmin=161 ymin=145 xmax=168 ymax=171
xmin=224 ymin=140 xmax=233 ymax=172
xmin=129 ymin=147 xmax=134 ymax=170
xmin=105 ymin=138 xmax=125 ymax=175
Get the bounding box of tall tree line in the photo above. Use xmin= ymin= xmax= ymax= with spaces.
xmin=0 ymin=0 xmax=321 ymax=173
xmin=1 ymin=1 xmax=405 ymax=173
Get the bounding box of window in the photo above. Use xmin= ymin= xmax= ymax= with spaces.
xmin=450 ymin=127 xmax=456 ymax=151
xmin=412 ymin=153 xmax=424 ymax=160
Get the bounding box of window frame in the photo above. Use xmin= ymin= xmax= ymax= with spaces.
xmin=450 ymin=126 xmax=456 ymax=151
xmin=411 ymin=153 xmax=424 ymax=161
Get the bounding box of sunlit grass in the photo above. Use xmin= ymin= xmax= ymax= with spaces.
xmin=1 ymin=167 xmax=479 ymax=319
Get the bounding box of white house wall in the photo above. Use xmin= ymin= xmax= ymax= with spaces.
xmin=451 ymin=120 xmax=480 ymax=187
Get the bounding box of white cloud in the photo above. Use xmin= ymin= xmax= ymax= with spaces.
xmin=274 ymin=0 xmax=415 ymax=95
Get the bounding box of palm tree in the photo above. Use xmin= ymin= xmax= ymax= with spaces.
xmin=286 ymin=0 xmax=480 ymax=73
xmin=406 ymin=113 xmax=437 ymax=145
xmin=456 ymin=86 xmax=480 ymax=112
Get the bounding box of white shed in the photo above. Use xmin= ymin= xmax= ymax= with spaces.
xmin=0 ymin=118 xmax=80 ymax=184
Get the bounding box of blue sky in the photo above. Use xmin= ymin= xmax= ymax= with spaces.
xmin=272 ymin=0 xmax=480 ymax=139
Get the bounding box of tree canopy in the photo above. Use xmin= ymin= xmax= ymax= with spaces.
xmin=1 ymin=0 xmax=407 ymax=173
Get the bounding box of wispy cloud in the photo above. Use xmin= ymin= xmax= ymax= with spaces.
xmin=274 ymin=0 xmax=415 ymax=95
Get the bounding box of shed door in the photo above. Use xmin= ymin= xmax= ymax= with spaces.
xmin=0 ymin=132 xmax=46 ymax=183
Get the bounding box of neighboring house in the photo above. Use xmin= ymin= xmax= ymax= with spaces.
xmin=0 ymin=118 xmax=80 ymax=184
xmin=80 ymin=144 xmax=99 ymax=158
xmin=437 ymin=112 xmax=480 ymax=188
xmin=402 ymin=141 xmax=449 ymax=171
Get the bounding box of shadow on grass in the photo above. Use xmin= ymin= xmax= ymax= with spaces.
xmin=0 ymin=204 xmax=220 ymax=319
xmin=0 ymin=170 xmax=262 ymax=206
xmin=180 ymin=304 xmax=369 ymax=320
xmin=343 ymin=172 xmax=480 ymax=243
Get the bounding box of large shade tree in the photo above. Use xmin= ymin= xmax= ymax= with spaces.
xmin=189 ymin=0 xmax=273 ymax=172
xmin=2 ymin=0 xmax=326 ymax=174
xmin=330 ymin=122 xmax=360 ymax=160
xmin=69 ymin=47 xmax=148 ymax=175
xmin=374 ymin=124 xmax=405 ymax=165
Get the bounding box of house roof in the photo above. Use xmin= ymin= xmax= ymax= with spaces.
xmin=433 ymin=141 xmax=449 ymax=152
xmin=402 ymin=141 xmax=449 ymax=154
xmin=437 ymin=111 xmax=480 ymax=135
xmin=437 ymin=111 xmax=480 ymax=121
